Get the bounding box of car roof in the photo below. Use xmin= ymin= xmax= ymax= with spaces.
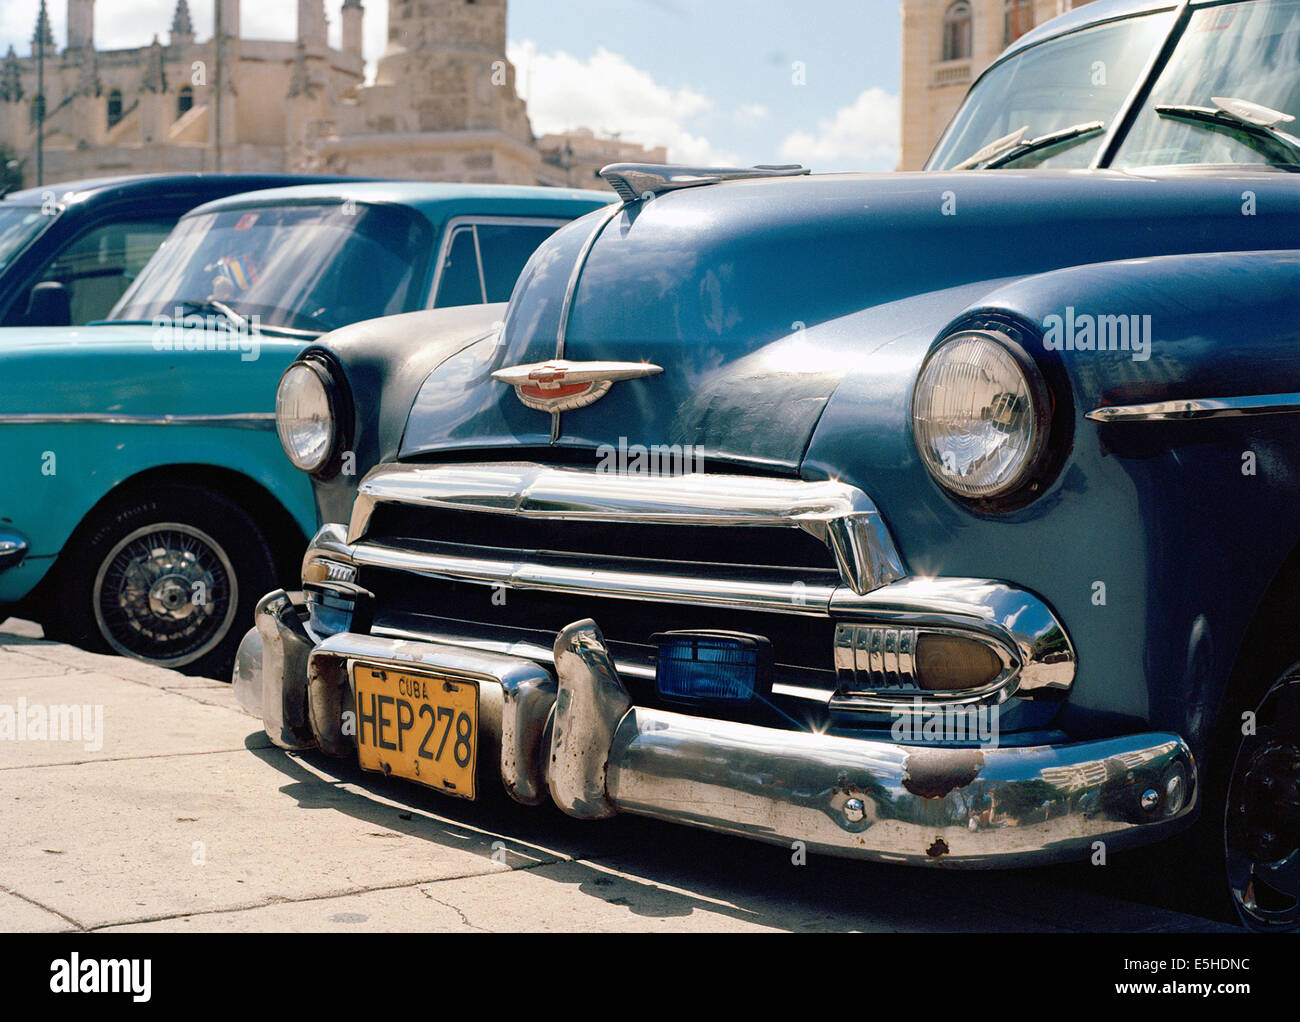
xmin=188 ymin=181 xmax=614 ymax=220
xmin=1001 ymin=0 xmax=1179 ymax=61
xmin=0 ymin=172 xmax=362 ymax=209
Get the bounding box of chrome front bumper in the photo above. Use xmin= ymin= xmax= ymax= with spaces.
xmin=235 ymin=593 xmax=1198 ymax=867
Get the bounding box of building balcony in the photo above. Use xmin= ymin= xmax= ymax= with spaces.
xmin=931 ymin=60 xmax=972 ymax=88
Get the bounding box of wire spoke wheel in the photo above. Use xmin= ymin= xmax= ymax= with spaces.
xmin=1225 ymin=673 xmax=1300 ymax=932
xmin=92 ymin=522 xmax=238 ymax=668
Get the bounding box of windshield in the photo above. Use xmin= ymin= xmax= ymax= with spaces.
xmin=110 ymin=202 xmax=433 ymax=333
xmin=1115 ymin=0 xmax=1300 ymax=168
xmin=928 ymin=11 xmax=1175 ymax=170
xmin=0 ymin=204 xmax=54 ymax=272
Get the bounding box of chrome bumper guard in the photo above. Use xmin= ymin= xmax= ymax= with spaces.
xmin=235 ymin=600 xmax=1198 ymax=866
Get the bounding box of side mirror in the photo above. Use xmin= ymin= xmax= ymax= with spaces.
xmin=24 ymin=281 xmax=72 ymax=326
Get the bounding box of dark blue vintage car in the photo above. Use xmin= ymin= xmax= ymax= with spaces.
xmin=236 ymin=0 xmax=1300 ymax=930
xmin=0 ymin=173 xmax=349 ymax=326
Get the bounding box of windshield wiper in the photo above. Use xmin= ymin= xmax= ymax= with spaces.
xmin=1155 ymin=96 xmax=1300 ymax=164
xmin=177 ymin=298 xmax=250 ymax=333
xmin=954 ymin=121 xmax=1106 ymax=170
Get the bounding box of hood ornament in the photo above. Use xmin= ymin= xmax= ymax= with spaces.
xmin=492 ymin=359 xmax=663 ymax=413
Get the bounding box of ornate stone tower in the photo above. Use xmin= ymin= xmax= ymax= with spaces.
xmin=340 ymin=0 xmax=364 ymax=59
xmin=170 ymin=0 xmax=196 ymax=49
xmin=297 ymin=0 xmax=328 ymax=50
xmin=376 ymin=0 xmax=531 ymax=143
xmin=66 ymin=0 xmax=95 ymax=51
xmin=318 ymin=0 xmax=538 ymax=183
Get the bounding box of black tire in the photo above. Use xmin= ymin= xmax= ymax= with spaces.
xmin=46 ymin=484 xmax=276 ymax=680
xmin=1220 ymin=664 xmax=1300 ymax=931
xmin=1150 ymin=662 xmax=1300 ymax=930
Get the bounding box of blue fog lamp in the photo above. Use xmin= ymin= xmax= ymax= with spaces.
xmin=651 ymin=631 xmax=773 ymax=706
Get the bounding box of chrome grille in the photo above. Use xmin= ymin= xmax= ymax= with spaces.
xmin=348 ymin=462 xmax=906 ymax=598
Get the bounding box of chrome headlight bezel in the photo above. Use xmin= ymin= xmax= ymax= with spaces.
xmin=276 ymin=355 xmax=349 ymax=477
xmin=912 ymin=326 xmax=1058 ymax=508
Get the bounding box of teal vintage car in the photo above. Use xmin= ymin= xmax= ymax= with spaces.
xmin=0 ymin=180 xmax=612 ymax=677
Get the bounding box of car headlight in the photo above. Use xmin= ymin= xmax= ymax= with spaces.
xmin=276 ymin=359 xmax=340 ymax=474
xmin=912 ymin=329 xmax=1050 ymax=501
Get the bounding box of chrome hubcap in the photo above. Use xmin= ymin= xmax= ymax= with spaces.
xmin=1225 ymin=674 xmax=1300 ymax=931
xmin=92 ymin=523 xmax=238 ymax=668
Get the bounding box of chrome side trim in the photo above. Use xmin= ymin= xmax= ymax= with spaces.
xmin=1086 ymin=392 xmax=1300 ymax=423
xmin=348 ymin=462 xmax=906 ymax=597
xmin=599 ymin=162 xmax=810 ymax=203
xmin=0 ymin=412 xmax=277 ymax=429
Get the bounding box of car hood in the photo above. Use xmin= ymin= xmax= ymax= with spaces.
xmin=0 ymin=322 xmax=305 ymax=413
xmin=401 ymin=168 xmax=1300 ymax=470
xmin=0 ymin=323 xmax=154 ymax=354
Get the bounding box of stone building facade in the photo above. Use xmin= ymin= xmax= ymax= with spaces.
xmin=1 ymin=1 xmax=367 ymax=183
xmin=535 ymin=128 xmax=668 ymax=189
xmin=899 ymin=0 xmax=1098 ymax=170
xmin=0 ymin=0 xmax=664 ymax=189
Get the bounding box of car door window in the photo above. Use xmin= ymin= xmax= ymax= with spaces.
xmin=432 ymin=220 xmax=564 ymax=308
xmin=476 ymin=223 xmax=562 ymax=302
xmin=33 ymin=217 xmax=175 ymax=324
xmin=433 ymin=225 xmax=486 ymax=308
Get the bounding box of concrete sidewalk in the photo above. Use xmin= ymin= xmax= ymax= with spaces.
xmin=0 ymin=619 xmax=1237 ymax=933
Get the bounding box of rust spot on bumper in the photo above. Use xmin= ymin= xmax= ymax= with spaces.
xmin=927 ymin=837 xmax=950 ymax=858
xmin=902 ymin=749 xmax=985 ymax=799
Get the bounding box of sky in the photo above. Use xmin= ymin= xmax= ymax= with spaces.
xmin=0 ymin=1 xmax=903 ymax=171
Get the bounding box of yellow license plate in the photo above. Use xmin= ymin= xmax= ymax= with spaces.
xmin=353 ymin=664 xmax=478 ymax=799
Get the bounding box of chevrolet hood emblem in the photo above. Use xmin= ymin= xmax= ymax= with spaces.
xmin=492 ymin=359 xmax=664 ymax=412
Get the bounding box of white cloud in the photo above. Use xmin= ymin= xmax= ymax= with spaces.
xmin=733 ymin=103 xmax=769 ymax=125
xmin=779 ymin=87 xmax=900 ymax=172
xmin=508 ymin=40 xmax=736 ymax=166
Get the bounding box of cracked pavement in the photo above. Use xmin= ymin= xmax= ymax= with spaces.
xmin=0 ymin=619 xmax=1238 ymax=933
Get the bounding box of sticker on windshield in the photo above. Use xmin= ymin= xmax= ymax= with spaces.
xmin=1197 ymin=7 xmax=1236 ymax=32
xmin=234 ymin=213 xmax=259 ymax=231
